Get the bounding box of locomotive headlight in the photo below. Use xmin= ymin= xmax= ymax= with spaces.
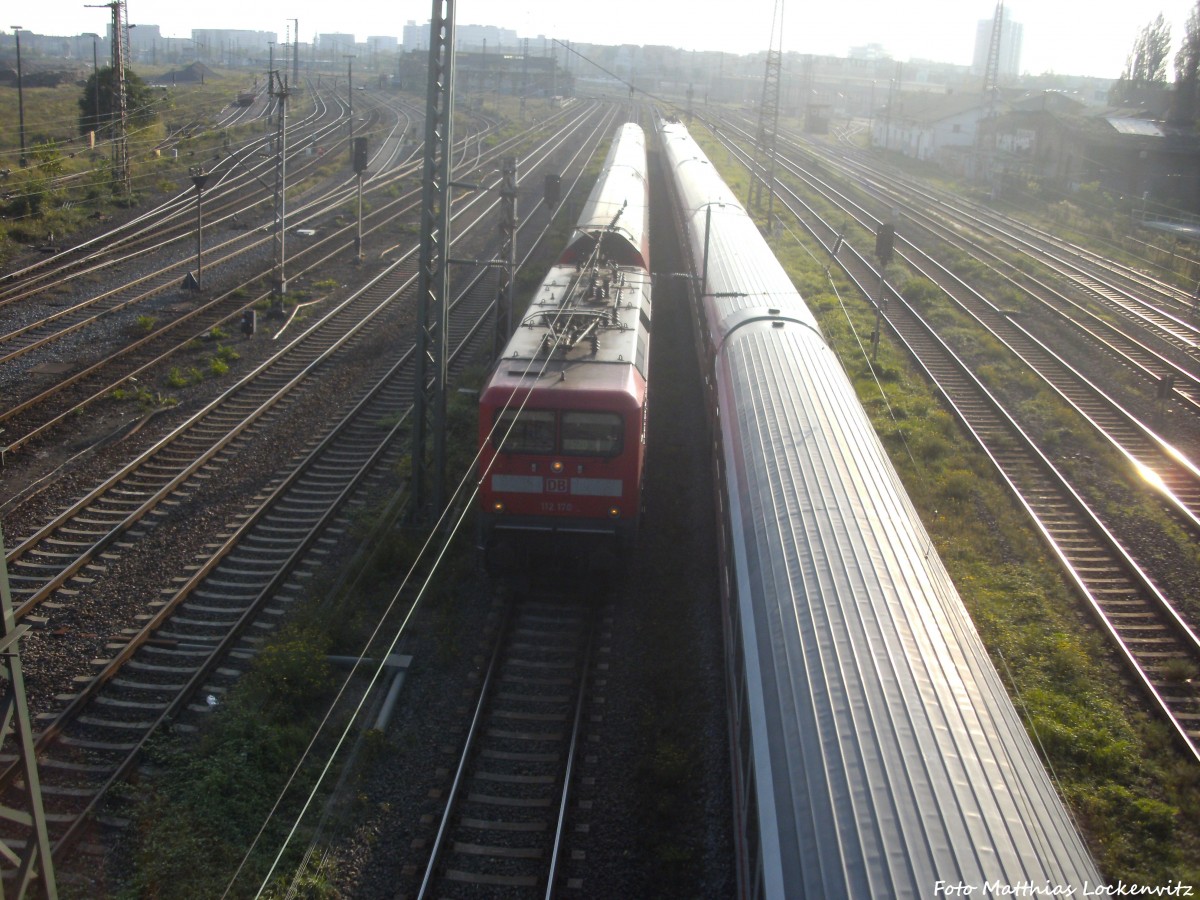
xmin=551 ymin=460 xmax=564 ymax=474
xmin=608 ymin=505 xmax=621 ymax=518
xmin=492 ymin=501 xmax=505 ymax=513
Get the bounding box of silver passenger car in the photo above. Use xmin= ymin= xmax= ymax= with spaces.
xmin=659 ymin=119 xmax=1102 ymax=899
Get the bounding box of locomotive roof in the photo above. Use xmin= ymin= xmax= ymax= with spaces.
xmin=485 ymin=261 xmax=651 ymax=397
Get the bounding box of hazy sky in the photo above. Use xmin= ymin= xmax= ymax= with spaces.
xmin=12 ymin=0 xmax=1200 ymax=80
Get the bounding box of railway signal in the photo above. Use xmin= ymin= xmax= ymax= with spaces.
xmin=874 ymin=222 xmax=895 ymax=265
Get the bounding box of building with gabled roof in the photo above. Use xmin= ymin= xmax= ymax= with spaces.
xmin=871 ymin=91 xmax=988 ymax=163
xmin=979 ymin=102 xmax=1200 ymax=212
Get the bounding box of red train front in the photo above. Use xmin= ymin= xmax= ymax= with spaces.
xmin=478 ymin=123 xmax=650 ymax=568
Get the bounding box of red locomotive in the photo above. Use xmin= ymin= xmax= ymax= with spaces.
xmin=477 ymin=122 xmax=650 ymax=568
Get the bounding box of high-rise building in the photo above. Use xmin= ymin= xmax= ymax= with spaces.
xmin=401 ymin=20 xmax=518 ymax=53
xmin=318 ymin=33 xmax=358 ymax=57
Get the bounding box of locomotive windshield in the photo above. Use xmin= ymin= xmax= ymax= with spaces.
xmin=493 ymin=409 xmax=555 ymax=454
xmin=562 ymin=412 xmax=623 ymax=456
xmin=492 ymin=409 xmax=623 ymax=457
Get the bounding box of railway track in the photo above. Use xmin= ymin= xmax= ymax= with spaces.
xmin=416 ymin=593 xmax=596 ymax=897
xmin=0 ymin=84 xmax=335 ymax=305
xmin=721 ymin=130 xmax=1200 ymax=532
xmin=711 ymin=127 xmax=1200 ymax=763
xmin=773 ymin=128 xmax=1200 ymax=411
xmin=0 ymin=105 xmax=623 ymax=867
xmin=0 ymin=102 xmax=403 ymax=369
xmin=0 ymin=106 xmax=526 ymax=466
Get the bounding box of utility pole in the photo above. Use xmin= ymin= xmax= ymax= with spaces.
xmin=872 ymin=218 xmax=895 ymax=361
xmin=495 ymin=156 xmax=517 ymax=358
xmin=267 ymin=42 xmax=275 ymax=135
xmin=188 ymin=167 xmax=209 ymax=289
xmin=883 ymin=63 xmax=902 ymax=153
xmin=11 ymin=26 xmax=27 ymax=168
xmin=88 ymin=33 xmax=100 ymax=135
xmin=520 ymin=37 xmax=528 ymax=121
xmin=270 ymin=65 xmax=289 ymax=311
xmin=292 ymin=18 xmax=299 ymax=88
xmin=352 ymin=136 xmax=368 ymax=260
xmin=345 ymin=54 xmax=356 ymax=135
xmin=410 ymin=0 xmax=456 ymax=523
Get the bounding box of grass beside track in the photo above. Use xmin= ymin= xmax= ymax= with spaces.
xmin=0 ymin=65 xmax=311 ymax=267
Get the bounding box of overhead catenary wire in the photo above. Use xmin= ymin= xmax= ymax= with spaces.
xmin=232 ymin=278 xmax=603 ymax=899
xmin=223 ymin=147 xmax=627 ymax=897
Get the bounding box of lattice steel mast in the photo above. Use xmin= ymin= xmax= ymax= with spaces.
xmin=86 ymin=1 xmax=131 ymax=193
xmin=0 ymin=528 xmax=58 ymax=899
xmin=982 ymin=1 xmax=1005 ymax=102
xmin=978 ymin=1 xmax=1005 ymax=184
xmin=749 ymin=0 xmax=784 ymax=221
xmin=410 ymin=0 xmax=456 ymax=520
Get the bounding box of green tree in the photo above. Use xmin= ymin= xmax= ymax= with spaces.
xmin=1113 ymin=14 xmax=1172 ymax=103
xmin=1170 ymin=0 xmax=1200 ymax=125
xmin=1136 ymin=14 xmax=1173 ymax=83
xmin=77 ymin=66 xmax=159 ymax=136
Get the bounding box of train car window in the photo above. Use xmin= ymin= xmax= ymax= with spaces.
xmin=561 ymin=411 xmax=623 ymax=456
xmin=493 ymin=409 xmax=556 ymax=453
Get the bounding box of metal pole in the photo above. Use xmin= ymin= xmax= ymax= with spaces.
xmin=702 ymin=204 xmax=712 ymax=299
xmin=0 ymin=526 xmax=59 ymax=900
xmin=111 ymin=1 xmax=130 ymax=193
xmin=190 ymin=169 xmax=209 ymax=288
xmin=12 ymin=27 xmax=27 ymax=168
xmin=872 ymin=219 xmax=895 ymax=362
xmin=196 ymin=185 xmax=203 ymax=286
xmin=271 ymin=68 xmax=288 ymax=309
xmin=346 ymin=55 xmax=355 ymax=135
xmin=91 ymin=35 xmax=100 ymax=133
xmin=873 ymin=269 xmax=885 ymax=361
xmin=356 ymin=169 xmax=363 ymax=260
xmin=410 ymin=0 xmax=456 ymax=520
xmin=292 ymin=18 xmax=299 ymax=88
xmin=496 ymin=156 xmax=517 ymax=357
